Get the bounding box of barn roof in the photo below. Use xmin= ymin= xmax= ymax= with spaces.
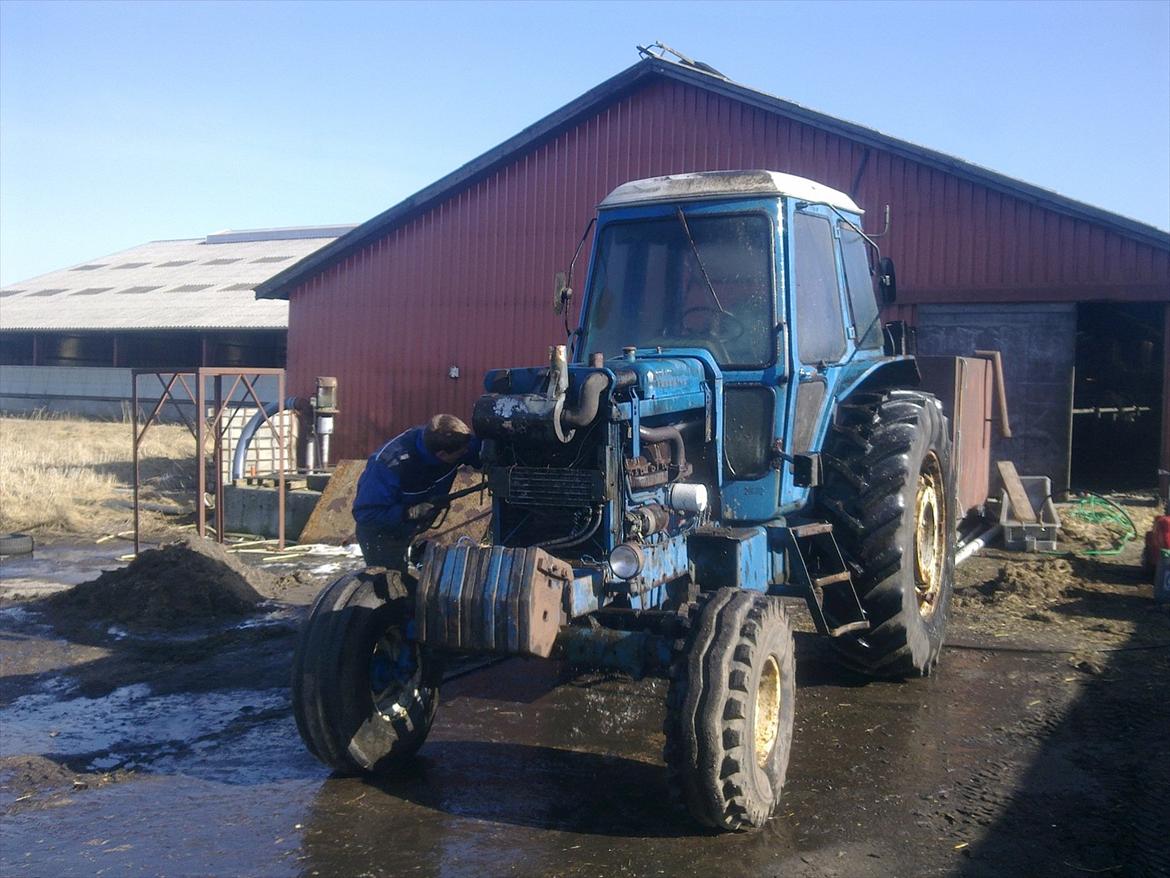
xmin=255 ymin=57 xmax=1170 ymax=301
xmin=1 ymin=225 xmax=354 ymax=332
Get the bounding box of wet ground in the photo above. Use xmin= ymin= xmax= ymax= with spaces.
xmin=2 ymin=538 xmax=1168 ymax=877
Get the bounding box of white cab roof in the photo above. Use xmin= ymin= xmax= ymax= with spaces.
xmin=599 ymin=170 xmax=862 ymax=214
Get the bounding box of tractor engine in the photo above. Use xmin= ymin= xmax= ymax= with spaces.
xmin=469 ymin=344 xmax=715 ymax=613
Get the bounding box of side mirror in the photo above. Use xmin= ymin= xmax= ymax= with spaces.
xmin=553 ymin=271 xmax=571 ymax=315
xmin=878 ymin=257 xmax=897 ymax=304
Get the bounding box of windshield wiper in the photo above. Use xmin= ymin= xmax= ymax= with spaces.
xmin=675 ymin=207 xmax=727 ymax=314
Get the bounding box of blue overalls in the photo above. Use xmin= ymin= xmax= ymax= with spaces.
xmin=352 ymin=426 xmax=481 ymax=570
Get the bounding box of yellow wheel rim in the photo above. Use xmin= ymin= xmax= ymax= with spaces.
xmin=754 ymin=656 xmax=781 ymax=767
xmin=914 ymin=452 xmax=946 ymax=618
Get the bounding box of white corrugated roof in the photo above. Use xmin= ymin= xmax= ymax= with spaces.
xmin=0 ymin=226 xmax=354 ymax=332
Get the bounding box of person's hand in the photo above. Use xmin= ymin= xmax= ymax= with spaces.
xmin=407 ymin=501 xmax=437 ymax=521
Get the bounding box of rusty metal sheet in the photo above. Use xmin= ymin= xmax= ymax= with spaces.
xmin=918 ymin=355 xmax=994 ymax=514
xmin=296 ymin=458 xmax=363 ymax=544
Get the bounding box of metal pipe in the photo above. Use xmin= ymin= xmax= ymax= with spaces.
xmin=638 ymin=423 xmax=687 ymax=474
xmin=1072 ymin=406 xmax=1152 ymax=416
xmin=231 ymin=396 xmax=298 ymax=480
xmin=956 ymin=524 xmax=1001 ymax=566
xmin=318 ymin=429 xmax=332 ymax=469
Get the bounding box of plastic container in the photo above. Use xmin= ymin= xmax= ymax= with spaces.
xmin=1156 ymin=549 xmax=1170 ymax=605
xmin=999 ymin=475 xmax=1061 ymax=552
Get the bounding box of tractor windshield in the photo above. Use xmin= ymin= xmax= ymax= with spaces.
xmin=579 ymin=212 xmax=774 ymax=367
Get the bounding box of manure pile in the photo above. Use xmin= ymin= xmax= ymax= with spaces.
xmin=47 ymin=537 xmax=267 ymax=630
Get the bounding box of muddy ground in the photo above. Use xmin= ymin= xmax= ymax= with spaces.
xmin=1 ymin=513 xmax=1168 ymax=877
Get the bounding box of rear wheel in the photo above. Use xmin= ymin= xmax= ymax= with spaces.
xmin=819 ymin=390 xmax=956 ymax=677
xmin=292 ymin=568 xmax=439 ymax=774
xmin=664 ymin=590 xmax=796 ymax=831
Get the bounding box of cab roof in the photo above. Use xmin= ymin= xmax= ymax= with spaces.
xmin=598 ymin=170 xmax=863 ymax=214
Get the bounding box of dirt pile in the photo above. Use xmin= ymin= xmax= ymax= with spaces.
xmin=954 ymin=559 xmax=1071 ymax=622
xmin=956 ymin=558 xmax=1076 ymax=615
xmin=45 ymin=537 xmax=267 ymax=630
xmin=995 ymin=559 xmax=1076 ymax=605
xmin=1060 ymin=515 xmax=1127 ymax=553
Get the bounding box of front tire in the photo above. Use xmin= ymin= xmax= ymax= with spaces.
xmin=664 ymin=590 xmax=796 ymax=831
xmin=819 ymin=390 xmax=956 ymax=677
xmin=292 ymin=568 xmax=439 ymax=774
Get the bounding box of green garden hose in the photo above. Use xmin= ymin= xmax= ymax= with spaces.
xmin=1061 ymin=493 xmax=1138 ymax=557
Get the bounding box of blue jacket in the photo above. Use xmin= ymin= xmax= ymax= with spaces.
xmin=352 ymin=427 xmax=481 ymax=532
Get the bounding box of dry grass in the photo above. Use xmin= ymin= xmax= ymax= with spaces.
xmin=0 ymin=414 xmax=197 ymax=537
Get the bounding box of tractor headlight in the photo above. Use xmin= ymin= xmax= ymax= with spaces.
xmin=608 ymin=542 xmax=644 ymax=580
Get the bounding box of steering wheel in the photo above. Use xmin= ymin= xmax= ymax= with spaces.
xmin=681 ymin=305 xmax=746 ymax=342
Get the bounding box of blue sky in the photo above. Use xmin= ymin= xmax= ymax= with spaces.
xmin=1 ymin=0 xmax=1167 ymax=286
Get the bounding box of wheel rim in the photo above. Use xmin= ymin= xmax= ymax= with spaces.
xmin=368 ymin=628 xmax=419 ymax=720
xmin=914 ymin=452 xmax=946 ymax=618
xmin=754 ymin=655 xmax=782 ymax=766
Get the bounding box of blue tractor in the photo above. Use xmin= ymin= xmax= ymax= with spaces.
xmin=292 ymin=170 xmax=956 ymax=831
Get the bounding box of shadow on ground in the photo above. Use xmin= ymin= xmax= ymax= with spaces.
xmin=958 ymin=560 xmax=1170 ymax=878
xmin=357 ymin=740 xmax=698 ymax=839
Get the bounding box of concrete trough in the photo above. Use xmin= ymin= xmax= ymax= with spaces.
xmin=223 ymin=484 xmax=321 ymax=541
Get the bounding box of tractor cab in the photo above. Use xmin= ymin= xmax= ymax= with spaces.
xmin=577 ymin=170 xmax=894 ymax=522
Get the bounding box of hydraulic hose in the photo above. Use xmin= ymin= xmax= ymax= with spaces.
xmin=538 ymin=507 xmax=603 ymax=550
xmin=231 ymin=397 xmax=299 ymax=480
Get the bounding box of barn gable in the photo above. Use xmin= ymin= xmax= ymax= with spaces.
xmin=261 ymin=57 xmax=1169 ymax=489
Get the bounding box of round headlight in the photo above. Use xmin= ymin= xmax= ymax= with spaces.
xmin=608 ymin=542 xmax=644 ymax=579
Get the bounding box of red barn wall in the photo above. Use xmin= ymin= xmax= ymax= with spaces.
xmin=286 ymin=77 xmax=1170 ymax=459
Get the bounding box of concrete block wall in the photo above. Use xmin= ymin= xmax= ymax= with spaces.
xmin=915 ymin=303 xmax=1076 ymax=490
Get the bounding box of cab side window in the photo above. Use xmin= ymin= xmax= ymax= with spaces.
xmin=839 ymin=223 xmax=882 ymax=350
xmin=792 ymin=213 xmax=846 ymax=363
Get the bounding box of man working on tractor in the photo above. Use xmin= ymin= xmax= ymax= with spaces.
xmin=352 ymin=413 xmax=481 ymax=572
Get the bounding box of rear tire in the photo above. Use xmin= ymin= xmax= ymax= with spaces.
xmin=292 ymin=568 xmax=439 ymax=774
xmin=663 ymin=589 xmax=795 ymax=831
xmin=818 ymin=390 xmax=956 ymax=677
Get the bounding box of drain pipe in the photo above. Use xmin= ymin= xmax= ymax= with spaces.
xmin=231 ymin=397 xmax=299 ymax=481
xmin=955 ymin=524 xmax=1001 ymax=566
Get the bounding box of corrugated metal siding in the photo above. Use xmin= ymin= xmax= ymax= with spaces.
xmin=287 ymin=78 xmax=1170 ymax=459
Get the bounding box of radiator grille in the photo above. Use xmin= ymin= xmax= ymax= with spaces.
xmin=499 ymin=467 xmax=604 ymax=507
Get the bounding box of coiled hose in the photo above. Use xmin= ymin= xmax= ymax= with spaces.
xmin=1060 ymin=493 xmax=1138 ymax=557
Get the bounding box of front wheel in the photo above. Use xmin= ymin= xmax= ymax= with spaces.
xmin=292 ymin=568 xmax=440 ymax=774
xmin=664 ymin=590 xmax=796 ymax=831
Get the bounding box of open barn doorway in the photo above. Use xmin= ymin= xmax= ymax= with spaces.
xmin=1070 ymin=303 xmax=1164 ymax=491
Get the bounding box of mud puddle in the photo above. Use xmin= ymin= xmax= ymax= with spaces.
xmin=0 ymin=683 xmax=287 ymax=770
xmin=0 ymin=541 xmax=132 ymax=601
xmin=0 ymin=627 xmax=1111 ymax=878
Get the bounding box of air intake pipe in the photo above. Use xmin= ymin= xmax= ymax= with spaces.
xmin=560 ymin=368 xmax=636 ymax=430
xmin=560 ymin=372 xmax=611 ymax=430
